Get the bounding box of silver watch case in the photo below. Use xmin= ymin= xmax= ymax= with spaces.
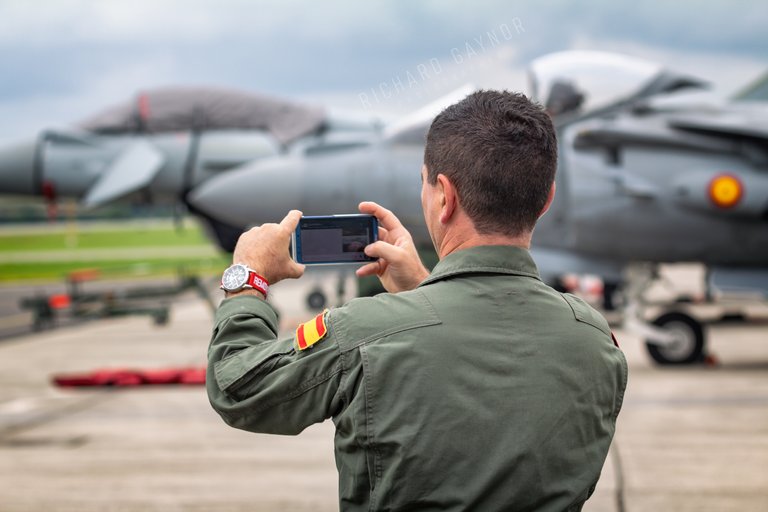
xmin=220 ymin=264 xmax=251 ymax=292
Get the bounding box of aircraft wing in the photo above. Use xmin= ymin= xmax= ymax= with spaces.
xmin=711 ymin=267 xmax=768 ymax=298
xmin=42 ymin=129 xmax=98 ymax=147
xmin=533 ymin=249 xmax=768 ymax=297
xmin=572 ymin=122 xmax=735 ymax=154
xmin=530 ymin=247 xmax=624 ymax=283
xmin=82 ymin=141 xmax=165 ymax=208
xmin=383 ymin=84 xmax=476 ymax=144
xmin=668 ymin=113 xmax=768 ymax=142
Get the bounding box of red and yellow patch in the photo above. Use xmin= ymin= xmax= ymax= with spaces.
xmin=295 ymin=310 xmax=329 ymax=351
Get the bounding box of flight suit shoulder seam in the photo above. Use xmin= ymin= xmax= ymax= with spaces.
xmin=560 ymin=292 xmax=611 ymax=336
xmin=342 ymin=317 xmax=440 ymax=352
xmin=338 ymin=290 xmax=441 ymax=353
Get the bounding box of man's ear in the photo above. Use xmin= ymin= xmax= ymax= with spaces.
xmin=437 ymin=174 xmax=457 ymax=224
xmin=539 ymin=181 xmax=556 ymax=218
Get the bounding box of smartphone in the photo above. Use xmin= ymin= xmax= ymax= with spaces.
xmin=292 ymin=214 xmax=378 ymax=265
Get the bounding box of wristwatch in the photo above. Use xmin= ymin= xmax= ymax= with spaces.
xmin=220 ymin=264 xmax=269 ymax=296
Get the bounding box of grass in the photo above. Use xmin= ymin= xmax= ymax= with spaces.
xmin=0 ymin=225 xmax=210 ymax=252
xmin=0 ymin=257 xmax=231 ymax=282
xmin=0 ymin=220 xmax=230 ymax=282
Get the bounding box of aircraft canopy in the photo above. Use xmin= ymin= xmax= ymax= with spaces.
xmin=79 ymin=87 xmax=326 ymax=145
xmin=529 ymin=51 xmax=708 ymax=116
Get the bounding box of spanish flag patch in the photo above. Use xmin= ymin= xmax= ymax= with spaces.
xmin=295 ymin=310 xmax=329 ymax=351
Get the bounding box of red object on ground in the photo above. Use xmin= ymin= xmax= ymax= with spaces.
xmin=48 ymin=294 xmax=71 ymax=309
xmin=52 ymin=367 xmax=206 ymax=387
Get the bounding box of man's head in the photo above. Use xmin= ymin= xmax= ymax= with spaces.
xmin=422 ymin=90 xmax=557 ymax=251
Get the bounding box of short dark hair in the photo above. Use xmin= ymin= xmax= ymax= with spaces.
xmin=423 ymin=90 xmax=557 ymax=236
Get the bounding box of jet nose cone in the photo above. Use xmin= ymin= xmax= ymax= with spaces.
xmin=188 ymin=156 xmax=303 ymax=227
xmin=0 ymin=138 xmax=38 ymax=195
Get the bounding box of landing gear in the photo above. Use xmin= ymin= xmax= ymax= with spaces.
xmin=602 ymin=281 xmax=622 ymax=312
xmin=624 ymin=264 xmax=708 ymax=365
xmin=306 ymin=288 xmax=327 ymax=310
xmin=645 ymin=312 xmax=705 ymax=365
xmin=305 ymin=271 xmax=350 ymax=311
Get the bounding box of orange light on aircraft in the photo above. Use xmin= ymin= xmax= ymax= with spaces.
xmin=708 ymin=174 xmax=743 ymax=209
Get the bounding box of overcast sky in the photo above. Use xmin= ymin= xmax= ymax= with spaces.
xmin=0 ymin=0 xmax=766 ymax=145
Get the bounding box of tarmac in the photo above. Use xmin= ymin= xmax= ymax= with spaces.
xmin=0 ymin=272 xmax=767 ymax=511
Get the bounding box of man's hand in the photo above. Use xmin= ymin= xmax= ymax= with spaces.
xmin=356 ymin=201 xmax=430 ymax=293
xmin=231 ymin=210 xmax=305 ymax=286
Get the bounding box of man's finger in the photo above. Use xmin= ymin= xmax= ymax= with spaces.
xmin=364 ymin=240 xmax=402 ymax=262
xmin=378 ymin=226 xmax=389 ymax=241
xmin=359 ymin=202 xmax=404 ymax=232
xmin=279 ymin=210 xmax=303 ymax=231
xmin=356 ymin=261 xmax=383 ymax=277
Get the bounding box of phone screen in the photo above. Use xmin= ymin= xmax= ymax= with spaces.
xmin=294 ymin=215 xmax=378 ymax=264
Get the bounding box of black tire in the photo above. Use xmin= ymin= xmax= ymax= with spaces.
xmin=602 ymin=281 xmax=623 ymax=312
xmin=307 ymin=290 xmax=327 ymax=311
xmin=153 ymin=311 xmax=170 ymax=326
xmin=645 ymin=312 xmax=705 ymax=365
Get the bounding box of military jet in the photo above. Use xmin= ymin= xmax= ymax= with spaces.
xmin=2 ymin=52 xmax=767 ymax=365
xmin=0 ymin=86 xmax=381 ymax=248
xmin=185 ymin=52 xmax=768 ymax=365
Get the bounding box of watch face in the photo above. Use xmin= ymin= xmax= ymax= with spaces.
xmin=222 ymin=264 xmax=249 ymax=291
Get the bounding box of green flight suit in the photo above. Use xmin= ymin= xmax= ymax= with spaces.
xmin=207 ymin=245 xmax=628 ymax=511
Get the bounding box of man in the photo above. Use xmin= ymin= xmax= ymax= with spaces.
xmin=207 ymin=90 xmax=628 ymax=511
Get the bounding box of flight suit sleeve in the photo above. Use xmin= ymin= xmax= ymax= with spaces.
xmin=206 ymin=295 xmax=346 ymax=435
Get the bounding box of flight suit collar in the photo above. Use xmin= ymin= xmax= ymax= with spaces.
xmin=419 ymin=245 xmax=541 ymax=287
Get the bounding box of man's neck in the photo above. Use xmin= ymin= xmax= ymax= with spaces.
xmin=437 ymin=229 xmax=532 ymax=259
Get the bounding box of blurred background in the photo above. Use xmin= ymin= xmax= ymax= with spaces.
xmin=0 ymin=1 xmax=766 ymax=511
xmin=1 ymin=0 xmax=766 ymax=143
xmin=1 ymin=0 xmax=766 ymax=295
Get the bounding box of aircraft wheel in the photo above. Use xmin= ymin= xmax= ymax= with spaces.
xmin=153 ymin=311 xmax=170 ymax=326
xmin=307 ymin=289 xmax=327 ymax=311
xmin=645 ymin=312 xmax=705 ymax=365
